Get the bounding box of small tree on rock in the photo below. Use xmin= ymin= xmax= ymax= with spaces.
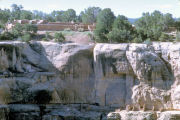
xmin=94 ymin=8 xmax=115 ymax=42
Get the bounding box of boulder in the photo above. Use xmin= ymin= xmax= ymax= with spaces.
xmin=107 ymin=110 xmax=157 ymax=120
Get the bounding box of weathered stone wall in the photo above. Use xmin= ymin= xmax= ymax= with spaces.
xmin=9 ymin=20 xmax=96 ymax=31
xmin=37 ymin=24 xmax=95 ymax=31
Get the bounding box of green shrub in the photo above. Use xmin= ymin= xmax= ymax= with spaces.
xmin=42 ymin=32 xmax=52 ymax=41
xmin=54 ymin=32 xmax=65 ymax=42
xmin=0 ymin=32 xmax=14 ymax=40
xmin=42 ymin=38 xmax=48 ymax=41
xmin=176 ymin=32 xmax=180 ymax=42
xmin=0 ymin=23 xmax=5 ymax=30
xmin=21 ymin=33 xmax=31 ymax=43
xmin=135 ymin=11 xmax=175 ymax=41
xmin=94 ymin=29 xmax=108 ymax=43
xmin=94 ymin=8 xmax=115 ymax=43
xmin=88 ymin=33 xmax=95 ymax=41
xmin=23 ymin=24 xmax=38 ymax=34
xmin=143 ymin=38 xmax=152 ymax=45
xmin=78 ymin=28 xmax=84 ymax=32
xmin=64 ymin=28 xmax=71 ymax=31
xmin=132 ymin=36 xmax=143 ymax=43
xmin=107 ymin=28 xmax=132 ymax=43
xmin=11 ymin=23 xmax=24 ymax=37
xmin=159 ymin=33 xmax=173 ymax=42
xmin=11 ymin=23 xmax=37 ymax=39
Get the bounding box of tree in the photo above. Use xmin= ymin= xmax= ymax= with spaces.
xmin=21 ymin=33 xmax=31 ymax=42
xmin=161 ymin=13 xmax=174 ymax=30
xmin=176 ymin=32 xmax=180 ymax=42
xmin=23 ymin=24 xmax=37 ymax=33
xmin=175 ymin=19 xmax=180 ymax=31
xmin=32 ymin=10 xmax=45 ymax=19
xmin=94 ymin=8 xmax=115 ymax=42
xmin=159 ymin=32 xmax=173 ymax=42
xmin=54 ymin=32 xmax=65 ymax=42
xmin=51 ymin=10 xmax=64 ymax=22
xmin=112 ymin=15 xmax=134 ymax=31
xmin=76 ymin=11 xmax=83 ymax=22
xmin=107 ymin=15 xmax=136 ymax=43
xmin=11 ymin=23 xmax=37 ymax=38
xmin=11 ymin=23 xmax=24 ymax=37
xmin=0 ymin=23 xmax=4 ymax=29
xmin=62 ymin=9 xmax=76 ymax=22
xmin=0 ymin=9 xmax=11 ymax=24
xmin=81 ymin=7 xmax=101 ymax=24
xmin=135 ymin=10 xmax=175 ymax=41
xmin=20 ymin=10 xmax=33 ymax=20
xmin=44 ymin=14 xmax=55 ymax=22
xmin=11 ymin=4 xmax=23 ymax=20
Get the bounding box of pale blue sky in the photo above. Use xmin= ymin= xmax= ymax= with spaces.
xmin=0 ymin=0 xmax=179 ymax=18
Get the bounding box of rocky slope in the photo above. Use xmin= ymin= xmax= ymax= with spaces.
xmin=0 ymin=41 xmax=180 ymax=119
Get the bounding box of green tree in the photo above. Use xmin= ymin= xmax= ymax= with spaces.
xmin=161 ymin=13 xmax=175 ymax=30
xmin=21 ymin=33 xmax=31 ymax=43
xmin=132 ymin=35 xmax=143 ymax=43
xmin=23 ymin=24 xmax=38 ymax=33
xmin=62 ymin=9 xmax=76 ymax=22
xmin=135 ymin=10 xmax=175 ymax=41
xmin=54 ymin=32 xmax=65 ymax=42
xmin=11 ymin=4 xmax=23 ymax=20
xmin=0 ymin=9 xmax=11 ymax=24
xmin=11 ymin=23 xmax=24 ymax=37
xmin=159 ymin=32 xmax=173 ymax=42
xmin=0 ymin=23 xmax=4 ymax=29
xmin=176 ymin=32 xmax=180 ymax=42
xmin=44 ymin=14 xmax=55 ymax=22
xmin=81 ymin=7 xmax=101 ymax=24
xmin=175 ymin=19 xmax=180 ymax=31
xmin=20 ymin=10 xmax=33 ymax=20
xmin=51 ymin=10 xmax=64 ymax=22
xmin=32 ymin=10 xmax=45 ymax=19
xmin=11 ymin=23 xmax=37 ymax=38
xmin=107 ymin=15 xmax=136 ymax=43
xmin=94 ymin=8 xmax=115 ymax=42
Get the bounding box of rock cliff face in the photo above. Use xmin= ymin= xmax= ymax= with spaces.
xmin=0 ymin=41 xmax=180 ymax=119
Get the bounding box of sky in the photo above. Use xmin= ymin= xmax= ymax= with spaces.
xmin=0 ymin=0 xmax=180 ymax=18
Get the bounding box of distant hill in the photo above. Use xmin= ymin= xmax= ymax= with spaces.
xmin=128 ymin=17 xmax=179 ymax=24
xmin=128 ymin=18 xmax=139 ymax=24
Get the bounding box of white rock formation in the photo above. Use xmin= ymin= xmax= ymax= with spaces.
xmin=0 ymin=41 xmax=180 ymax=112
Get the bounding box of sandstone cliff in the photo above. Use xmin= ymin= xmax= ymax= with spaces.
xmin=0 ymin=41 xmax=180 ymax=119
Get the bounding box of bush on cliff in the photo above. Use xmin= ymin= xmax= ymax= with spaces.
xmin=10 ymin=23 xmax=37 ymax=41
xmin=54 ymin=32 xmax=65 ymax=42
xmin=21 ymin=32 xmax=31 ymax=43
xmin=0 ymin=31 xmax=14 ymax=40
xmin=107 ymin=29 xmax=131 ymax=43
xmin=132 ymin=36 xmax=143 ymax=43
xmin=42 ymin=32 xmax=52 ymax=41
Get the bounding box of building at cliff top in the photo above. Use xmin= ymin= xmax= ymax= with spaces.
xmin=6 ymin=19 xmax=96 ymax=31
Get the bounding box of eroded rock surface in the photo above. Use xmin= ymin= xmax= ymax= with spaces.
xmin=0 ymin=41 xmax=180 ymax=119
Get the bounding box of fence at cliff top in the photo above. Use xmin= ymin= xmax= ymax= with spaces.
xmin=9 ymin=20 xmax=96 ymax=31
